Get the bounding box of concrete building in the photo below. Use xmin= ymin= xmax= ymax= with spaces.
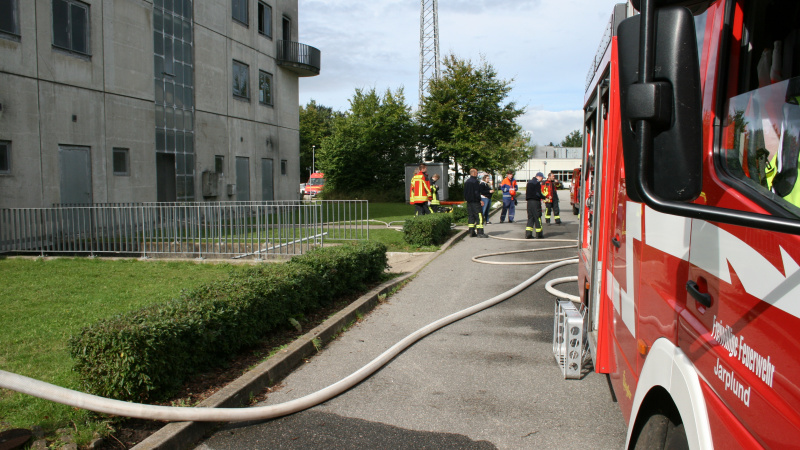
xmin=0 ymin=0 xmax=319 ymax=208
xmin=516 ymin=146 xmax=582 ymax=184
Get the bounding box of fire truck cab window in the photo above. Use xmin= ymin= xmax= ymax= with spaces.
xmin=722 ymin=0 xmax=800 ymax=216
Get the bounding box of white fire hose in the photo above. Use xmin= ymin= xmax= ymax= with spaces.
xmin=0 ymin=238 xmax=578 ymax=423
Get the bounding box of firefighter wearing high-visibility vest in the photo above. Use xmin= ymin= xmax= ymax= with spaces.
xmin=499 ymin=171 xmax=518 ymax=223
xmin=543 ymin=172 xmax=563 ymax=224
xmin=428 ymin=173 xmax=441 ymax=213
xmin=409 ymin=163 xmax=432 ymax=215
xmin=766 ymin=83 xmax=800 ymax=208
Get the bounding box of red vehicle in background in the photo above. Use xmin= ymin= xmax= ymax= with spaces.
xmin=570 ymin=167 xmax=581 ymax=215
xmin=577 ymin=1 xmax=800 ymax=448
xmin=304 ymin=172 xmax=325 ymax=197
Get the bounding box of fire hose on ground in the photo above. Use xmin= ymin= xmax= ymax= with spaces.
xmin=0 ymin=237 xmax=578 ymax=423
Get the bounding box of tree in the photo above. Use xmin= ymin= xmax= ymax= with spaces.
xmin=299 ymin=100 xmax=340 ymax=181
xmin=316 ymin=88 xmax=418 ymax=196
xmin=418 ymin=54 xmax=526 ymax=181
xmin=490 ymin=129 xmax=535 ymax=176
xmin=560 ymin=129 xmax=583 ymax=148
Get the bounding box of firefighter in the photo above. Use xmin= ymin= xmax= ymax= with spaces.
xmin=428 ymin=173 xmax=441 ymax=213
xmin=464 ymin=168 xmax=488 ymax=238
xmin=525 ymin=172 xmax=546 ymax=239
xmin=499 ymin=170 xmax=518 ymax=223
xmin=409 ymin=163 xmax=432 ymax=215
xmin=543 ymin=172 xmax=563 ymax=224
xmin=766 ymin=78 xmax=800 ymax=207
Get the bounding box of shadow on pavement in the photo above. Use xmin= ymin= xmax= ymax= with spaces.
xmin=201 ymin=410 xmax=497 ymax=450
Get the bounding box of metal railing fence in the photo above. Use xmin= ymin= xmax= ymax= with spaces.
xmin=0 ymin=200 xmax=369 ymax=259
xmin=277 ymin=40 xmax=321 ymax=72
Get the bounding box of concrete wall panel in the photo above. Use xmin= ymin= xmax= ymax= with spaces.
xmin=35 ymin=0 xmax=105 ymax=90
xmin=0 ymin=0 xmax=38 ymax=77
xmin=194 ymin=25 xmax=227 ymax=115
xmin=102 ymin=0 xmax=154 ymax=100
xmin=0 ymin=75 xmax=43 ymax=208
xmin=229 ymin=41 xmax=255 ymax=120
xmin=104 ymin=94 xmax=156 ymax=202
xmin=38 ymin=82 xmax=105 ymax=205
xmin=195 ymin=110 xmax=230 ymax=200
xmin=194 ymin=0 xmax=227 ymax=37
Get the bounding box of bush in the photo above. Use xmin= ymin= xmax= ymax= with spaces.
xmin=448 ymin=182 xmax=465 ymax=201
xmin=68 ymin=242 xmax=387 ymax=402
xmin=403 ymin=213 xmax=452 ymax=246
xmin=450 ymin=204 xmax=468 ymax=223
xmin=288 ymin=241 xmax=388 ymax=301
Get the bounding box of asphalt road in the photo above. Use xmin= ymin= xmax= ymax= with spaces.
xmin=196 ymin=196 xmax=626 ymax=449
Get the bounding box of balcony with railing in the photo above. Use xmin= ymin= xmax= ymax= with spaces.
xmin=277 ymin=41 xmax=321 ymax=77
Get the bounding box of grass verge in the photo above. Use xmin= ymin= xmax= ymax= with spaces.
xmin=0 ymin=258 xmax=234 ymax=443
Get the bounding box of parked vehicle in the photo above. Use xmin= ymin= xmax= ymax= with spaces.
xmin=570 ymin=168 xmax=581 ymax=215
xmin=578 ymin=1 xmax=800 ymax=449
xmin=305 ymin=173 xmax=325 ymax=197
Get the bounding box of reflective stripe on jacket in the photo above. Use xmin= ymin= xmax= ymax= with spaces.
xmin=410 ymin=173 xmax=431 ymax=204
xmin=430 ymin=184 xmax=440 ymax=205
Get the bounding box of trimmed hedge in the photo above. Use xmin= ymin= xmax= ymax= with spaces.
xmin=403 ymin=213 xmax=453 ymax=246
xmin=68 ymin=241 xmax=387 ymax=402
xmin=451 ymin=204 xmax=468 ymax=223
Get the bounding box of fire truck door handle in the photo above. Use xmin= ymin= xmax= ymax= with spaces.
xmin=611 ymin=236 xmax=621 ymax=248
xmin=686 ymin=281 xmax=711 ymax=307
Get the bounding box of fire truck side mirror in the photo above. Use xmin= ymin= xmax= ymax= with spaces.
xmin=617 ymin=6 xmax=703 ymax=203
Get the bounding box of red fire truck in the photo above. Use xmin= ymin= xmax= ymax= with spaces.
xmin=570 ymin=167 xmax=582 ymax=215
xmin=579 ymin=1 xmax=800 ymax=448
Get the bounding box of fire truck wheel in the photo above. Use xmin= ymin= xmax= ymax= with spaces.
xmin=572 ymin=204 xmax=579 ymax=215
xmin=632 ymin=412 xmax=688 ymax=450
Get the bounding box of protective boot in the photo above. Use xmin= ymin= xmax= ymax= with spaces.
xmin=555 ymin=218 xmax=562 ymax=224
xmin=478 ymin=228 xmax=488 ymax=238
xmin=525 ymin=230 xmax=533 ymax=239
xmin=470 ymin=228 xmax=477 ymax=238
xmin=536 ymin=231 xmax=544 ymax=239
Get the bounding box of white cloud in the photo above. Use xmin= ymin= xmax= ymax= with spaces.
xmin=520 ymin=109 xmax=583 ymax=146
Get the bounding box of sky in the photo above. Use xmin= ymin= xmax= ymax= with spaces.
xmin=297 ymin=0 xmax=627 ymax=146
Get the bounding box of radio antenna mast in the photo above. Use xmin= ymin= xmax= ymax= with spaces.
xmin=419 ymin=0 xmax=440 ymax=106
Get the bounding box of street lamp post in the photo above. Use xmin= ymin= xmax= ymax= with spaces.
xmin=312 ymin=145 xmax=316 ymax=174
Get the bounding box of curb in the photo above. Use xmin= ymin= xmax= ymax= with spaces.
xmin=133 ymin=229 xmax=468 ymax=450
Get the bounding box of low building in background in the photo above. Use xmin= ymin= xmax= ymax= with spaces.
xmin=517 ymin=146 xmax=581 ymax=186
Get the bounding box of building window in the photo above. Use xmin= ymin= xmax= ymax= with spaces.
xmin=232 ymin=0 xmax=248 ymax=26
xmin=52 ymin=0 xmax=90 ymax=55
xmin=232 ymin=60 xmax=250 ymax=100
xmin=258 ymin=2 xmax=271 ymax=37
xmin=281 ymin=159 xmax=287 ymax=175
xmin=259 ymin=70 xmax=273 ymax=106
xmin=215 ymin=155 xmax=224 ymax=174
xmin=0 ymin=141 xmax=10 ymax=174
xmin=0 ymin=0 xmax=20 ymax=39
xmin=112 ymin=147 xmax=129 ymax=176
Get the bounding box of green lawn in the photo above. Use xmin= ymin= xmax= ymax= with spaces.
xmin=0 ymin=202 xmax=445 ymax=441
xmin=368 ymin=202 xmax=416 ymax=224
xmin=0 ymin=258 xmax=234 ymax=442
